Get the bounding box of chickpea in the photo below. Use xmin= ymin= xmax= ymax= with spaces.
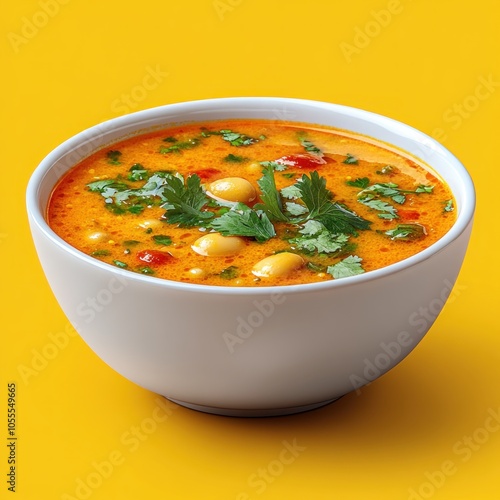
xmin=188 ymin=268 xmax=207 ymax=278
xmin=207 ymin=177 xmax=256 ymax=204
xmin=252 ymin=252 xmax=304 ymax=278
xmin=191 ymin=233 xmax=245 ymax=257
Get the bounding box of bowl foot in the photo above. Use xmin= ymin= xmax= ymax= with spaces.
xmin=164 ymin=396 xmax=341 ymax=417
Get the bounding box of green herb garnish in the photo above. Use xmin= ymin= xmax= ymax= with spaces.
xmin=219 ymin=266 xmax=239 ymax=280
xmin=152 ymin=235 xmax=173 ymax=246
xmin=113 ymin=260 xmax=128 ymax=268
xmin=384 ymin=223 xmax=427 ymax=241
xmin=106 ymin=150 xmax=122 ymax=165
xmin=224 ymin=154 xmax=247 ymax=163
xmin=327 ymin=255 xmax=365 ymax=279
xmin=343 ymin=153 xmax=358 ymax=165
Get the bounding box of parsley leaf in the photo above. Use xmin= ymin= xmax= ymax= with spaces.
xmin=299 ymin=137 xmax=322 ymax=156
xmin=224 ymin=154 xmax=247 ymax=163
xmin=161 ymin=174 xmax=214 ymax=227
xmin=346 ymin=177 xmax=370 ymax=188
xmin=444 ymin=199 xmax=454 ymax=212
xmin=359 ymin=196 xmax=399 ymax=219
xmin=219 ymin=129 xmax=261 ymax=147
xmin=343 ymin=153 xmax=358 ymax=165
xmin=253 ymin=165 xmax=290 ymax=222
xmin=219 ymin=266 xmax=239 ymax=280
xmin=152 ymin=234 xmax=173 ymax=246
xmin=281 ymin=185 xmax=302 ymax=200
xmin=290 ymin=222 xmax=349 ymax=254
xmin=327 ymin=255 xmax=365 ymax=279
xmin=159 ymin=138 xmax=201 ymax=154
xmin=106 ymin=150 xmax=122 ymax=165
xmin=384 ymin=223 xmax=427 ymax=241
xmin=295 ymin=171 xmax=371 ymax=234
xmin=210 ymin=204 xmax=276 ymax=242
xmin=285 ymin=202 xmax=308 ymax=216
xmin=260 ymin=160 xmax=288 ymax=172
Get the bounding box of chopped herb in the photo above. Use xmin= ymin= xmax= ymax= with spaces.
xmin=104 ymin=203 xmax=126 ymax=215
xmin=87 ymin=179 xmax=129 ymax=193
xmin=106 ymin=150 xmax=122 ymax=165
xmin=295 ymin=171 xmax=371 ymax=234
xmin=359 ymin=196 xmax=399 ymax=219
xmin=127 ymin=204 xmax=145 ymax=214
xmin=219 ymin=129 xmax=262 ymax=147
xmin=260 ymin=160 xmax=288 ymax=172
xmin=113 ymin=260 xmax=128 ymax=268
xmin=210 ymin=204 xmax=276 ymax=242
xmin=444 ymin=199 xmax=454 ymax=212
xmin=299 ymin=137 xmax=323 ymax=156
xmin=224 ymin=154 xmax=247 ymax=163
xmin=219 ymin=266 xmax=239 ymax=280
xmin=384 ymin=223 xmax=427 ymax=241
xmin=162 ymin=136 xmax=178 ymax=143
xmin=152 ymin=234 xmax=173 ymax=246
xmin=377 ymin=165 xmax=397 ymax=175
xmin=281 ymin=172 xmax=296 ymax=179
xmin=127 ymin=164 xmax=148 ymax=181
xmin=307 ymin=261 xmax=326 ymax=273
xmin=343 ymin=153 xmax=358 ymax=165
xmin=138 ymin=266 xmax=155 ymax=274
xmin=91 ymin=249 xmax=110 ymax=256
xmin=281 ymin=185 xmax=303 ymax=200
xmin=346 ymin=177 xmax=370 ymax=188
xmin=159 ymin=137 xmax=201 ymax=154
xmin=290 ymin=222 xmax=349 ymax=255
xmin=123 ymin=240 xmax=140 ymax=246
xmin=145 ymin=227 xmax=153 ymax=234
xmin=253 ymin=165 xmax=290 ymax=222
xmin=161 ymin=174 xmax=214 ymax=227
xmin=327 ymin=255 xmax=365 ymax=279
xmin=415 ymin=184 xmax=434 ymax=194
xmin=285 ymin=202 xmax=308 ymax=216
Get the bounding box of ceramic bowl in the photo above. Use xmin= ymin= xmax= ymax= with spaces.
xmin=26 ymin=98 xmax=475 ymax=416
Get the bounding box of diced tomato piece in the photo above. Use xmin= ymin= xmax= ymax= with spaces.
xmin=398 ymin=210 xmax=420 ymax=221
xmin=191 ymin=168 xmax=221 ymax=181
xmin=137 ymin=250 xmax=172 ymax=265
xmin=274 ymin=154 xmax=327 ymax=170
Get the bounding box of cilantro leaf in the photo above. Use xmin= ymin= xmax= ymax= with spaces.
xmin=290 ymin=223 xmax=349 ymax=254
xmin=106 ymin=150 xmax=122 ymax=165
xmin=444 ymin=199 xmax=454 ymax=212
xmin=224 ymin=154 xmax=247 ymax=163
xmin=253 ymin=165 xmax=290 ymax=222
xmin=327 ymin=255 xmax=365 ymax=279
xmin=161 ymin=174 xmax=214 ymax=227
xmin=113 ymin=260 xmax=128 ymax=268
xmin=384 ymin=223 xmax=427 ymax=241
xmin=285 ymin=202 xmax=308 ymax=216
xmin=210 ymin=204 xmax=276 ymax=242
xmin=294 ymin=171 xmax=333 ymax=218
xmin=280 ymin=185 xmax=302 ymax=200
xmin=127 ymin=164 xmax=148 ymax=181
xmin=299 ymin=137 xmax=322 ymax=156
xmin=220 ymin=129 xmax=262 ymax=147
xmin=415 ymin=184 xmax=434 ymax=193
xmin=159 ymin=138 xmax=201 ymax=154
xmin=260 ymin=160 xmax=288 ymax=172
xmin=346 ymin=177 xmax=370 ymax=188
xmin=87 ymin=179 xmax=129 ymax=193
xmin=219 ymin=266 xmax=239 ymax=280
xmin=359 ymin=196 xmax=399 ymax=219
xmin=343 ymin=153 xmax=358 ymax=165
xmin=152 ymin=235 xmax=173 ymax=246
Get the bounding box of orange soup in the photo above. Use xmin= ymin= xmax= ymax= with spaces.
xmin=47 ymin=120 xmax=456 ymax=286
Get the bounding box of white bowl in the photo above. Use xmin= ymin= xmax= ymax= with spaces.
xmin=26 ymin=98 xmax=475 ymax=417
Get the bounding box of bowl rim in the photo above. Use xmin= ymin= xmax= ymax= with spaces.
xmin=26 ymin=97 xmax=476 ymax=296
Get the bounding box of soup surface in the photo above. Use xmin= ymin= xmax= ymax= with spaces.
xmin=48 ymin=120 xmax=456 ymax=286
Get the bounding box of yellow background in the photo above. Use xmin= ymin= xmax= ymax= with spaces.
xmin=2 ymin=0 xmax=499 ymax=498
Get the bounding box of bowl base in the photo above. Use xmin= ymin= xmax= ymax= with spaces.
xmin=165 ymin=396 xmax=340 ymax=417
